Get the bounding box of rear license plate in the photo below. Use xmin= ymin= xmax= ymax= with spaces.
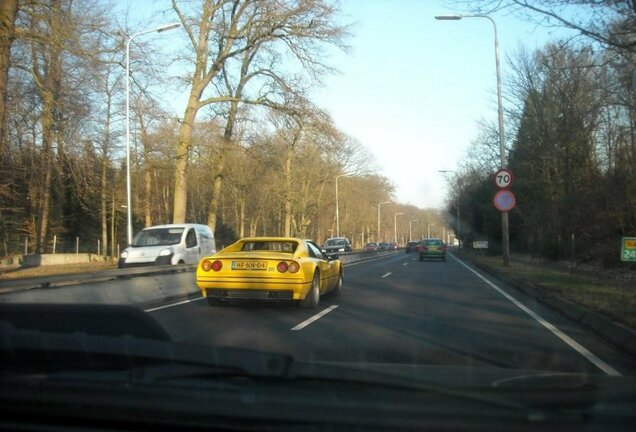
xmin=232 ymin=261 xmax=267 ymax=271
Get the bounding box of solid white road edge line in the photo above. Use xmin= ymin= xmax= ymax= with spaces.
xmin=145 ymin=296 xmax=205 ymax=313
xmin=450 ymin=253 xmax=622 ymax=377
xmin=291 ymin=305 xmax=339 ymax=331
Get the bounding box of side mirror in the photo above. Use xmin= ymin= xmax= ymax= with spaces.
xmin=326 ymin=253 xmax=339 ymax=261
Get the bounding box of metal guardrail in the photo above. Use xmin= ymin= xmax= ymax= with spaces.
xmin=0 ymin=249 xmax=402 ymax=294
xmin=0 ymin=264 xmax=195 ymax=293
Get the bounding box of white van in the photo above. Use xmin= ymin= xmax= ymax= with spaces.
xmin=118 ymin=224 xmax=216 ymax=268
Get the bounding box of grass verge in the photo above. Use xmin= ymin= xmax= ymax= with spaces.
xmin=0 ymin=261 xmax=117 ymax=279
xmin=463 ymin=252 xmax=636 ymax=330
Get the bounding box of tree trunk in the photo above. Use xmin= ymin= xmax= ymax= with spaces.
xmin=101 ymin=93 xmax=112 ymax=255
xmin=140 ymin=115 xmax=152 ymax=227
xmin=35 ymin=0 xmax=63 ymax=254
xmin=207 ymin=99 xmax=239 ymax=232
xmin=36 ymin=89 xmax=55 ymax=254
xmin=173 ymin=100 xmax=198 ymax=223
xmin=284 ymin=148 xmax=292 ymax=237
xmin=0 ymin=0 xmax=18 ymax=156
xmin=110 ymin=192 xmax=116 ymax=258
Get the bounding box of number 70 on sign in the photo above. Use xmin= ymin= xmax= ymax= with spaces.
xmin=493 ymin=168 xmax=514 ymax=189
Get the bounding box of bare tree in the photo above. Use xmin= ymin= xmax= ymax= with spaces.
xmin=170 ymin=0 xmax=348 ymax=226
xmin=446 ymin=0 xmax=635 ymax=53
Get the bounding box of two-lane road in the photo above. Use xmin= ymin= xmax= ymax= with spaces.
xmin=148 ymin=252 xmax=636 ymax=375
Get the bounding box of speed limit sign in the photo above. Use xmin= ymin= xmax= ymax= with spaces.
xmin=493 ymin=168 xmax=514 ymax=189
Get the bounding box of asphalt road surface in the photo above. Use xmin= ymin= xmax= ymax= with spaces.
xmin=147 ymin=252 xmax=636 ymax=376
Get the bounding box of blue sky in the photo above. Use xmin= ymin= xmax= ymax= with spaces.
xmin=310 ymin=0 xmax=571 ymax=209
xmin=124 ymin=0 xmax=575 ymax=209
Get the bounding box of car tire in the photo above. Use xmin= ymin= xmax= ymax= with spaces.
xmin=300 ymin=272 xmax=320 ymax=309
xmin=331 ymin=269 xmax=343 ymax=297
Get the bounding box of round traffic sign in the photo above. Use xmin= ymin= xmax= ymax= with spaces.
xmin=493 ymin=168 xmax=514 ymax=189
xmin=493 ymin=189 xmax=516 ymax=212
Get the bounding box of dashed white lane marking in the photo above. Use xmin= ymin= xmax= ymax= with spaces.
xmin=450 ymin=253 xmax=622 ymax=377
xmin=403 ymin=262 xmax=408 ymax=266
xmin=381 ymin=272 xmax=391 ymax=278
xmin=291 ymin=305 xmax=339 ymax=331
xmin=145 ymin=296 xmax=205 ymax=312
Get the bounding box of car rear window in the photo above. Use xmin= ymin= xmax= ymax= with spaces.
xmin=424 ymin=240 xmax=443 ymax=246
xmin=241 ymin=241 xmax=298 ymax=253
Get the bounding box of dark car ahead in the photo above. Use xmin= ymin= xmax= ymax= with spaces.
xmin=378 ymin=242 xmax=391 ymax=250
xmin=405 ymin=241 xmax=420 ymax=253
xmin=322 ymin=237 xmax=352 ymax=253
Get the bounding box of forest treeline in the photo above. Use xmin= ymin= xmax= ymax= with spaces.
xmin=0 ymin=0 xmax=442 ymax=257
xmin=2 ymin=1 xmax=633 ymax=264
xmin=445 ymin=0 xmax=635 ymax=265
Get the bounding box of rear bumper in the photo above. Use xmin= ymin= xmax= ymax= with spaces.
xmin=197 ymin=278 xmax=311 ymax=300
xmin=206 ymin=289 xmax=294 ymax=300
xmin=419 ymin=252 xmax=446 ymax=260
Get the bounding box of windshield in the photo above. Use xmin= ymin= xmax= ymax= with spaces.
xmin=2 ymin=0 xmax=635 ymax=430
xmin=132 ymin=228 xmax=184 ymax=247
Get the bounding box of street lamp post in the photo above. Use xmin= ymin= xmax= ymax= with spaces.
xmin=125 ymin=22 xmax=180 ymax=246
xmin=377 ymin=201 xmax=390 ymax=242
xmin=435 ymin=14 xmax=509 ymax=265
xmin=394 ymin=212 xmax=403 ymax=244
xmin=409 ymin=220 xmax=418 ymax=242
xmin=335 ymin=174 xmax=349 ymax=238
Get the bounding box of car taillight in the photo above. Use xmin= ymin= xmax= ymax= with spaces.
xmin=278 ymin=261 xmax=299 ymax=273
xmin=203 ymin=260 xmax=223 ymax=272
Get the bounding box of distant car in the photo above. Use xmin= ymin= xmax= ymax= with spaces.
xmin=389 ymin=242 xmax=398 ymax=250
xmin=418 ymin=238 xmax=446 ymax=261
xmin=322 ymin=237 xmax=352 ymax=254
xmin=405 ymin=241 xmax=420 ymax=253
xmin=196 ymin=237 xmax=343 ymax=309
xmin=364 ymin=242 xmax=379 ymax=252
xmin=378 ymin=242 xmax=390 ymax=250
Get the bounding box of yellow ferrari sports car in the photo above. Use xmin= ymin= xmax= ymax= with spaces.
xmin=196 ymin=237 xmax=343 ymax=308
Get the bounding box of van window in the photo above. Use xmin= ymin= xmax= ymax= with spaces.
xmin=132 ymin=228 xmax=184 ymax=247
xmin=185 ymin=229 xmax=198 ymax=248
